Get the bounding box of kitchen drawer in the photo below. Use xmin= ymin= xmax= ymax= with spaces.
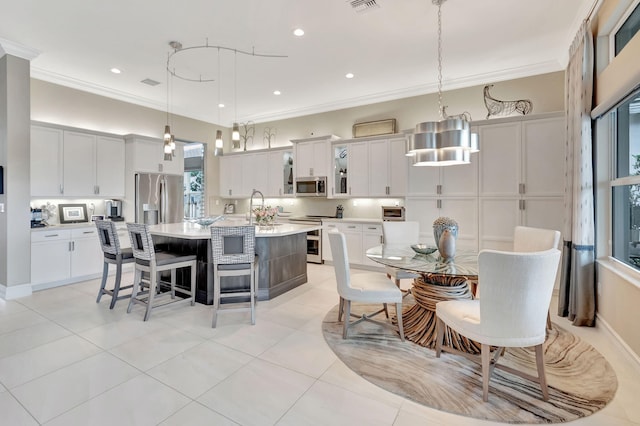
xmin=72 ymin=227 xmax=99 ymax=239
xmin=31 ymin=229 xmax=71 ymax=243
xmin=362 ymin=224 xmax=382 ymax=234
xmin=335 ymin=222 xmax=363 ymax=233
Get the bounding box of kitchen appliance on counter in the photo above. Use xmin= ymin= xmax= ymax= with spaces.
xmin=223 ymin=203 xmax=236 ymax=214
xmin=295 ymin=176 xmax=327 ymax=197
xmin=135 ymin=173 xmax=184 ymax=225
xmin=105 ymin=199 xmax=124 ymax=221
xmin=30 ymin=208 xmax=46 ymax=228
xmin=382 ymin=206 xmax=405 ymax=221
xmin=288 ymin=215 xmax=336 ymax=263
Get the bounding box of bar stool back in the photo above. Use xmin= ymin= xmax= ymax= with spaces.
xmin=95 ymin=220 xmax=135 ymax=309
xmin=126 ymin=223 xmax=197 ymax=321
xmin=210 ymin=225 xmax=258 ymax=327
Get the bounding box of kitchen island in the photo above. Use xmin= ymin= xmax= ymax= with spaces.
xmin=148 ymin=221 xmax=321 ymax=304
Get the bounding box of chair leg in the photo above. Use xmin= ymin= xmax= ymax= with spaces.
xmin=190 ymin=263 xmax=196 ymax=306
xmin=535 ymin=344 xmax=549 ymax=401
xmin=170 ymin=269 xmax=176 ymax=299
xmin=342 ymin=300 xmax=351 ymax=339
xmin=338 ymin=297 xmax=344 ymax=322
xmin=546 ymin=310 xmax=552 ymax=330
xmin=435 ymin=317 xmax=445 ymax=357
xmin=250 ymin=265 xmax=256 ymax=325
xmin=212 ymin=269 xmax=221 ymax=328
xmin=481 ymin=344 xmax=491 ymax=402
xmin=383 ymin=303 xmax=389 ymax=319
xmin=127 ymin=268 xmax=142 ymax=314
xmin=144 ymin=269 xmax=157 ymax=321
xmin=109 ymin=261 xmax=123 ymax=309
xmin=396 ymin=303 xmax=404 ymax=341
xmin=96 ymin=261 xmax=109 ymax=303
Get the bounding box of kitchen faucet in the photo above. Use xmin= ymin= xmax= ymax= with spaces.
xmin=249 ymin=189 xmax=264 ymax=225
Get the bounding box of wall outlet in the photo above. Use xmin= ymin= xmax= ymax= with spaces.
xmin=0 ymin=202 xmax=4 ymax=213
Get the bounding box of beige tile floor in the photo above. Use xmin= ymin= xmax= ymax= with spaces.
xmin=1 ymin=263 xmax=639 ymax=425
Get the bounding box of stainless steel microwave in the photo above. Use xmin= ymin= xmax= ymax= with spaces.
xmin=295 ymin=176 xmax=327 ymax=197
xmin=382 ymin=206 xmax=405 ymax=221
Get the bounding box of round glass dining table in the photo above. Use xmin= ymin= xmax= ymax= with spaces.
xmin=366 ymin=244 xmax=480 ymax=352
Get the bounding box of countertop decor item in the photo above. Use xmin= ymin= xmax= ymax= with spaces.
xmin=195 ymin=216 xmax=225 ymax=228
xmin=433 ymin=216 xmax=458 ymax=260
xmin=59 ymin=204 xmax=88 ymax=224
xmin=410 ymin=244 xmax=437 ymax=255
xmin=252 ymin=205 xmax=278 ymax=227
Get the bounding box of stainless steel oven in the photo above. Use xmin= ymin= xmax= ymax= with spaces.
xmin=288 ymin=215 xmax=334 ymax=263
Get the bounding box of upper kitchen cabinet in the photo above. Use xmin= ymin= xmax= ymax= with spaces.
xmin=330 ymin=134 xmax=409 ymax=198
xmin=219 ymin=154 xmax=243 ymax=198
xmin=31 ymin=124 xmax=126 ymax=198
xmin=124 ymin=135 xmax=184 ymax=176
xmin=267 ymin=148 xmax=294 ymax=197
xmin=292 ymin=134 xmax=339 ymax=178
xmin=31 ymin=125 xmax=63 ymax=197
xmin=219 ymin=148 xmax=294 ymax=198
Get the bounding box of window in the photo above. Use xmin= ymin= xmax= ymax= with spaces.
xmin=183 ymin=143 xmax=205 ymax=219
xmin=615 ymin=2 xmax=640 ymax=55
xmin=611 ymin=91 xmax=640 ymax=268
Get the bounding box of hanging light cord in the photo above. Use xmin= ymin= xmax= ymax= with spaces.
xmin=234 ymin=50 xmax=238 ymax=123
xmin=217 ymin=47 xmax=221 ymax=123
xmin=435 ymin=0 xmax=444 ymax=120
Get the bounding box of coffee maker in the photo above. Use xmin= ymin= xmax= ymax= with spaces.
xmin=105 ymin=200 xmax=123 ymax=221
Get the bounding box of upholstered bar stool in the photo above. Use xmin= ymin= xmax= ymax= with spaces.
xmin=95 ymin=220 xmax=135 ymax=309
xmin=210 ymin=225 xmax=259 ymax=328
xmin=126 ymin=223 xmax=197 ymax=321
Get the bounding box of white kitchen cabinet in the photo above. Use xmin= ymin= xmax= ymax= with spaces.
xmin=242 ymin=152 xmax=268 ymax=196
xmin=362 ymin=224 xmax=384 ymax=268
xmin=267 ymin=149 xmax=294 ymax=197
xmin=322 ymin=221 xmax=384 ymax=269
xmin=368 ymin=137 xmax=409 ymax=197
xmin=408 ymin=153 xmax=478 ymax=196
xmin=292 ymin=135 xmax=337 ymax=178
xmin=478 ymin=115 xmax=565 ymax=248
xmin=124 ymin=135 xmax=184 ymax=176
xmin=30 ymin=226 xmax=103 ymax=288
xmin=31 ymin=125 xmax=125 ymax=197
xmin=331 ymin=135 xmax=409 ymax=198
xmin=63 ymin=131 xmax=96 ymax=196
xmin=31 ymin=125 xmax=63 ymax=197
xmin=96 ymin=136 xmax=126 ymax=197
xmin=219 ymin=154 xmax=244 ymax=198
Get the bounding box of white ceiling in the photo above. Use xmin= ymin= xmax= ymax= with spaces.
xmin=0 ymin=0 xmax=593 ymax=126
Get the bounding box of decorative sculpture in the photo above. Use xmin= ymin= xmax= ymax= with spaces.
xmin=433 ymin=216 xmax=458 ymax=260
xmin=483 ymin=84 xmax=533 ymax=119
xmin=240 ymin=121 xmax=255 ymax=151
xmin=263 ymin=127 xmax=277 ymax=149
xmin=441 ymin=106 xmax=472 ymax=122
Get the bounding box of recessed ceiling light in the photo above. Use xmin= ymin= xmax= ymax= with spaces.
xmin=218 ymin=103 xmax=225 ymax=108
xmin=110 ymin=68 xmax=121 ymax=74
xmin=293 ymin=28 xmax=305 ymax=37
xmin=273 ymin=90 xmax=281 ymax=95
xmin=345 ymin=73 xmax=354 ymax=79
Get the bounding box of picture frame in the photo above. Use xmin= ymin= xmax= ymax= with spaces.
xmin=59 ymin=204 xmax=88 ymax=224
xmin=352 ymin=118 xmax=397 ymax=138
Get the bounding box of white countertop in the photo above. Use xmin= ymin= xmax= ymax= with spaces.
xmin=148 ymin=221 xmax=321 ymax=239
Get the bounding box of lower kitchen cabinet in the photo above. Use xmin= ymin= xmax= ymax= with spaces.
xmin=322 ymin=221 xmax=383 ymax=269
xmin=31 ymin=226 xmax=103 ymax=289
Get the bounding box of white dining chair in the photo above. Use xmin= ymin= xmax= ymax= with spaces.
xmin=435 ymin=248 xmax=561 ymax=402
xmin=382 ymin=221 xmax=420 ymax=295
xmin=329 ymin=230 xmax=404 ymax=340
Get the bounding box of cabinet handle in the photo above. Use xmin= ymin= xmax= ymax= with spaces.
xmin=519 ymin=183 xmax=525 ymax=194
xmin=44 ymin=234 xmax=59 ymax=238
xmin=386 ymin=186 xmax=390 ymax=195
xmin=96 ymin=185 xmax=100 ymax=195
xmin=82 ymin=231 xmax=93 ymax=234
xmin=437 ymin=199 xmax=442 ymax=209
xmin=60 ymin=184 xmax=64 ymax=194
xmin=348 ymin=225 xmax=356 ymax=229
xmin=310 ymin=168 xmax=314 ymax=176
xmin=368 ymin=227 xmax=377 ymax=230
xmin=437 ymin=184 xmax=442 ymax=195
xmin=380 ymin=235 xmax=384 ymax=244
xmin=228 ymin=189 xmax=232 ymax=196
xmin=519 ymin=199 xmax=525 ymax=210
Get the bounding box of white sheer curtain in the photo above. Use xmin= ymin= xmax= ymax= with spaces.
xmin=559 ymin=19 xmax=595 ymax=326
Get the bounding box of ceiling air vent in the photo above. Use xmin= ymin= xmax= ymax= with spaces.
xmin=347 ymin=0 xmax=380 ymax=14
xmin=141 ymin=78 xmax=160 ymax=86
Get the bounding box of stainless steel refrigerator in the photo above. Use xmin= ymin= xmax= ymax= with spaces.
xmin=135 ymin=173 xmax=184 ymax=224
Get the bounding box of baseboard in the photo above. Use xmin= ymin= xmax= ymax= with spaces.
xmin=596 ymin=313 xmax=640 ymax=369
xmin=0 ymin=282 xmax=33 ymax=300
xmin=31 ymin=272 xmax=102 ymax=292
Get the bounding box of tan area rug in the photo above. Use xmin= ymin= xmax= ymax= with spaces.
xmin=322 ymin=303 xmax=617 ymax=424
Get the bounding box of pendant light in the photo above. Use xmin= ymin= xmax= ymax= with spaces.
xmin=406 ymin=0 xmax=478 ymax=166
xmin=231 ymin=50 xmax=241 ymax=148
xmin=163 ymin=53 xmax=173 ymax=161
xmin=214 ymin=47 xmax=224 ymax=157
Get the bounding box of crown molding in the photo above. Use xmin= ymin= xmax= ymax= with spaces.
xmin=0 ymin=38 xmax=39 ymax=60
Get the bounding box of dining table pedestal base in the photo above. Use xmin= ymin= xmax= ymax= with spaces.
xmin=394 ymin=273 xmax=480 ymax=353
